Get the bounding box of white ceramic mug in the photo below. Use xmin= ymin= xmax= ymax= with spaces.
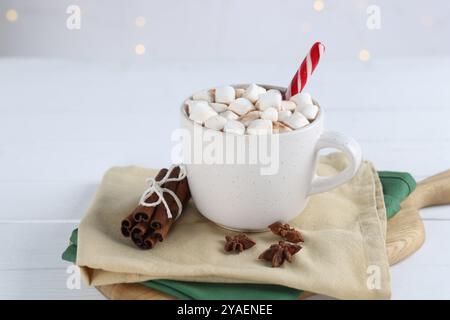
xmin=179 ymin=85 xmax=362 ymax=231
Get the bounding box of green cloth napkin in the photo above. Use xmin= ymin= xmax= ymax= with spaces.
xmin=62 ymin=171 xmax=415 ymax=300
xmin=378 ymin=171 xmax=416 ymax=219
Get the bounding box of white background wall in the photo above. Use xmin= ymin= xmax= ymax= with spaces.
xmin=1 ymin=0 xmax=449 ymax=62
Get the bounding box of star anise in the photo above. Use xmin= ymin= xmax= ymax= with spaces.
xmin=224 ymin=234 xmax=256 ymax=253
xmin=259 ymin=241 xmax=302 ymax=267
xmin=268 ymin=221 xmax=304 ymax=243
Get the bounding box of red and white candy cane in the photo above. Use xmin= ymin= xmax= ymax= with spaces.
xmin=285 ymin=42 xmax=325 ymax=100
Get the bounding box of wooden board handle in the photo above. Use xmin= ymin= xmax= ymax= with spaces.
xmin=409 ymin=170 xmax=450 ymax=209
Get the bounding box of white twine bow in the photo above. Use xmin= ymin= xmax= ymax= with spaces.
xmin=138 ymin=164 xmax=187 ymax=220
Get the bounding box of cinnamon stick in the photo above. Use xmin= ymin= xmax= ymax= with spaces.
xmin=120 ymin=168 xmax=168 ymax=237
xmin=129 ymin=166 xmax=181 ymax=249
xmin=149 ymin=166 xmax=181 ymax=230
xmin=130 ymin=222 xmax=148 ymax=247
xmin=121 ymin=226 xmax=131 ymax=237
xmin=153 ymin=177 xmax=191 ymax=242
xmin=143 ymin=234 xmax=159 ymax=249
xmin=121 ymin=165 xmax=191 ymax=249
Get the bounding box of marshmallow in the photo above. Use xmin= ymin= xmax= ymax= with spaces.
xmin=192 ymin=89 xmax=214 ymax=102
xmin=289 ymin=92 xmax=313 ymax=109
xmin=239 ymin=110 xmax=261 ymax=127
xmin=268 ymin=89 xmax=282 ymax=95
xmin=215 ymin=86 xmax=235 ymax=104
xmin=220 ymin=110 xmax=240 ymax=120
xmin=228 ymin=98 xmax=255 ymax=116
xmin=243 ymin=84 xmax=267 ymax=103
xmin=224 ymin=120 xmax=245 ymax=135
xmin=281 ymin=112 xmax=309 ymax=130
xmin=273 ymin=121 xmax=293 ymax=133
xmin=204 ymin=115 xmax=227 ymax=131
xmin=256 ymin=90 xmax=282 ymax=111
xmin=235 ymin=88 xmax=245 ymax=98
xmin=277 ymin=110 xmax=292 ymax=122
xmin=210 ymin=102 xmax=228 ymax=113
xmin=187 ymin=100 xmax=218 ymax=124
xmin=246 ymin=119 xmax=273 ymax=135
xmin=260 ymin=107 xmax=278 ymax=122
xmin=280 ymin=100 xmax=297 ymax=111
xmin=297 ymin=104 xmax=319 ymax=121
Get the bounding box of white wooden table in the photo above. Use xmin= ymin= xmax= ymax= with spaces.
xmin=1 ymin=58 xmax=449 ymax=299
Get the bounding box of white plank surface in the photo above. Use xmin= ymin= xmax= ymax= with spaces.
xmin=1 ymin=58 xmax=449 ymax=299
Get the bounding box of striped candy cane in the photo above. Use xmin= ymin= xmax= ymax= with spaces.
xmin=285 ymin=42 xmax=325 ymax=100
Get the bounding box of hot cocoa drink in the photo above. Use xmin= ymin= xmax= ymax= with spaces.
xmin=184 ymin=84 xmax=319 ymax=135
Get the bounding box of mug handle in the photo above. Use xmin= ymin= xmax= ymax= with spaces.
xmin=309 ymin=131 xmax=363 ymax=195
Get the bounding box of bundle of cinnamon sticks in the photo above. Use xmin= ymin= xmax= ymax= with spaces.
xmin=121 ymin=166 xmax=191 ymax=249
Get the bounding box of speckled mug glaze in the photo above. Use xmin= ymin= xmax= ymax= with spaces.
xmin=180 ymin=85 xmax=362 ymax=231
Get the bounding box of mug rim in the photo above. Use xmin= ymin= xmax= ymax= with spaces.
xmin=180 ymin=83 xmax=323 ymax=137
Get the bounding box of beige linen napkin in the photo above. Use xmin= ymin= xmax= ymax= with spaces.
xmin=77 ymin=153 xmax=390 ymax=299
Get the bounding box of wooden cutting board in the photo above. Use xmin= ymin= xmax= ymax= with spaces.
xmin=96 ymin=170 xmax=450 ymax=300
